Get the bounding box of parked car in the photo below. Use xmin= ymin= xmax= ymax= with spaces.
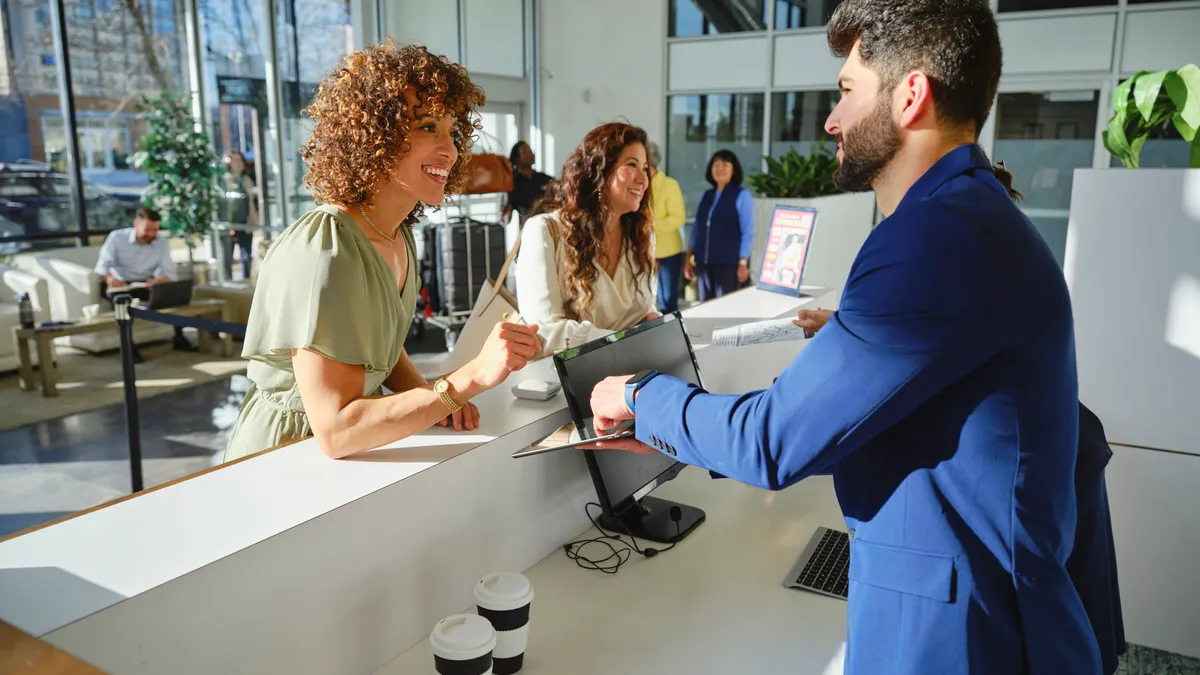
xmin=0 ymin=162 xmax=139 ymax=244
xmin=0 ymin=214 xmax=29 ymax=257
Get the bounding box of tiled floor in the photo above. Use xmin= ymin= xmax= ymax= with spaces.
xmin=1119 ymin=644 xmax=1200 ymax=675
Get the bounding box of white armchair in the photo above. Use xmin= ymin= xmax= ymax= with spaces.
xmin=0 ymin=265 xmax=51 ymax=372
xmin=15 ymin=245 xmax=174 ymax=352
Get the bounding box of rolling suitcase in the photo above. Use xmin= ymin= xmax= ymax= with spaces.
xmin=433 ymin=217 xmax=506 ymax=314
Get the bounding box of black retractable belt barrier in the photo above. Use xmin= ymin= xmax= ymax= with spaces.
xmin=112 ymin=294 xmax=248 ymax=493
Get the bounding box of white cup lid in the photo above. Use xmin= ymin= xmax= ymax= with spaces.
xmin=430 ymin=614 xmax=496 ymax=661
xmin=474 ymin=572 xmax=534 ymax=611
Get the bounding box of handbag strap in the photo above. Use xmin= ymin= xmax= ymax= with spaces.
xmin=493 ymin=227 xmax=522 ymax=289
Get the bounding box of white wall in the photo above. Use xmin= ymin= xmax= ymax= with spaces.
xmin=464 ymin=0 xmax=525 ymax=78
xmin=382 ymin=0 xmax=461 ymax=62
xmin=537 ymin=0 xmax=666 ymax=176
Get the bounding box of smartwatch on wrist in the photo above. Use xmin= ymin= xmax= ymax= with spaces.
xmin=624 ymin=369 xmax=659 ymax=413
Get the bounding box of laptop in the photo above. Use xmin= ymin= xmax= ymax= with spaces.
xmin=147 ymin=279 xmax=194 ymax=309
xmin=782 ymin=526 xmax=850 ymax=600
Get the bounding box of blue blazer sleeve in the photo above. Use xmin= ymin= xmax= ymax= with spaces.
xmin=736 ymin=190 xmax=755 ymax=259
xmin=633 ymin=205 xmax=1008 ymax=490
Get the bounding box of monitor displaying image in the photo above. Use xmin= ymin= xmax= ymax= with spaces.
xmin=757 ymin=205 xmax=817 ymax=296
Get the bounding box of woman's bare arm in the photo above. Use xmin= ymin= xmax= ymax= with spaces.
xmin=292 ymin=322 xmax=540 ymax=459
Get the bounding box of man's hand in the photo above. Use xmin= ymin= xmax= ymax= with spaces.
xmin=104 ymin=274 xmax=121 ymax=288
xmin=436 ymin=401 xmax=481 ymax=431
xmin=736 ymin=264 xmax=750 ymax=284
xmin=642 ymin=311 xmax=662 ymax=323
xmin=793 ymin=308 xmax=833 ymax=334
xmin=585 ymin=375 xmax=656 ymax=454
xmin=145 ymin=276 xmax=172 ymax=287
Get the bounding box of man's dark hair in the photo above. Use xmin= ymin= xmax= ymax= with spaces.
xmin=828 ymin=0 xmax=1002 ymax=138
xmin=136 ymin=207 xmax=161 ymax=222
xmin=705 ymin=149 xmax=744 ymax=187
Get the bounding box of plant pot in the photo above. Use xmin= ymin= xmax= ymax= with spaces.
xmin=1065 ymin=168 xmax=1200 ymax=457
xmin=751 ymin=193 xmax=877 ymax=296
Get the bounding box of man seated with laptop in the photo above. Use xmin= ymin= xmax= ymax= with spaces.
xmin=94 ymin=207 xmax=196 ymax=358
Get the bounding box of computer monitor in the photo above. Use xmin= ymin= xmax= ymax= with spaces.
xmin=552 ymin=313 xmax=706 ymax=544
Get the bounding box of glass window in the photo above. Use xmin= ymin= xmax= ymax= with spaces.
xmin=275 ymin=0 xmax=354 ymax=220
xmin=0 ymin=0 xmax=76 ymax=245
xmin=670 ymin=0 xmax=768 ymax=37
xmin=997 ymin=0 xmax=1114 ymax=11
xmin=667 ymin=93 xmax=765 ymax=218
xmin=770 ymin=90 xmax=837 ymax=156
xmin=774 ymin=0 xmax=843 ymax=29
xmin=992 ymin=90 xmax=1100 ymax=266
xmin=201 ymin=0 xmax=280 ymax=232
xmin=63 ymin=0 xmax=189 ymax=234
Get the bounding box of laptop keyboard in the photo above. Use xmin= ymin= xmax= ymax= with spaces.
xmin=790 ymin=528 xmax=850 ymax=599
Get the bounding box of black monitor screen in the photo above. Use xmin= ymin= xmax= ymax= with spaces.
xmin=554 ymin=316 xmax=703 ymax=513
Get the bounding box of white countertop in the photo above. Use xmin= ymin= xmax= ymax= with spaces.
xmin=0 ymin=287 xmax=835 ymax=639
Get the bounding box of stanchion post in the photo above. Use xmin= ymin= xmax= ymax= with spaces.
xmin=114 ymin=295 xmax=144 ymax=493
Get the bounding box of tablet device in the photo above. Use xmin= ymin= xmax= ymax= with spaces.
xmin=513 ymin=420 xmax=635 ymax=459
xmin=756 ymin=205 xmax=817 ymax=297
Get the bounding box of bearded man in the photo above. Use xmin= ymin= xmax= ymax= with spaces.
xmin=585 ymin=1 xmax=1104 ymax=673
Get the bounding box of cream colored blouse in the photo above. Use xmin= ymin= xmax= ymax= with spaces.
xmin=516 ymin=212 xmax=657 ymax=356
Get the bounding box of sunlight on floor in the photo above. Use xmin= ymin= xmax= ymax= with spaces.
xmin=1166 ymin=275 xmax=1200 ymax=361
xmin=190 ymin=361 xmax=248 ymax=376
xmin=105 ymin=378 xmax=194 ymax=389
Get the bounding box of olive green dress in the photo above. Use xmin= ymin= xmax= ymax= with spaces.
xmin=222 ymin=204 xmax=418 ymax=461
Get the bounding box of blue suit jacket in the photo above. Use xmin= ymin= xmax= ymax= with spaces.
xmin=634 ymin=145 xmax=1104 ymax=674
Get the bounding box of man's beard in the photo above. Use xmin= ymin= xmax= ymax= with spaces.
xmin=834 ymin=95 xmax=902 ymax=193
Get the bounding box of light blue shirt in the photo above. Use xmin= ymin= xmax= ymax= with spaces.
xmin=690 ymin=188 xmax=756 ymax=260
xmin=94 ymin=228 xmax=177 ymax=282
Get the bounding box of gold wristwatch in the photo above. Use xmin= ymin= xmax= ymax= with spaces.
xmin=433 ymin=376 xmax=462 ymax=413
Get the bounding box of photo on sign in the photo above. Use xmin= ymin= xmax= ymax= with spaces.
xmin=758 ymin=207 xmax=815 ymax=291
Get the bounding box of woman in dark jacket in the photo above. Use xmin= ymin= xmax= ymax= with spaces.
xmin=684 ymin=149 xmax=755 ymax=301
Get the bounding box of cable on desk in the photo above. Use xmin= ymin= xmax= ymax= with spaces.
xmin=562 ymin=502 xmax=682 ymax=574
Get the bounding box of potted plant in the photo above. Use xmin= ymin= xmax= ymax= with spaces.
xmin=131 ymin=93 xmax=222 ymax=280
xmin=746 ymin=138 xmax=876 ymax=295
xmin=1067 ymin=63 xmax=1200 ymax=458
xmin=1102 ymin=64 xmax=1199 ymax=168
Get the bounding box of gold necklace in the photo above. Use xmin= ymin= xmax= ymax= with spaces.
xmin=358 ymin=203 xmax=399 ymax=242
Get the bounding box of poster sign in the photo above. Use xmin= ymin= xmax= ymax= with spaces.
xmin=756 ymin=205 xmax=817 ymax=296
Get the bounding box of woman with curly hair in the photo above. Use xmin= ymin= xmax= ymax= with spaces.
xmin=516 ymin=122 xmax=660 ymax=355
xmin=224 ymin=40 xmax=541 ymax=461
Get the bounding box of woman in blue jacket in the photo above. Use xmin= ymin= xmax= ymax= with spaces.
xmin=684 ymin=149 xmax=755 ymax=301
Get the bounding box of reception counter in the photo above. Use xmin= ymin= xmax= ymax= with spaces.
xmin=3 ymin=282 xmax=1198 ymax=673
xmin=0 ymin=287 xmax=832 ymax=674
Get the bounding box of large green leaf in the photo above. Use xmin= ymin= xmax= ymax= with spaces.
xmin=1134 ymin=70 xmax=1170 ymax=123
xmin=1192 ymin=135 xmax=1200 ymax=169
xmin=1167 ymin=64 xmax=1200 ymax=134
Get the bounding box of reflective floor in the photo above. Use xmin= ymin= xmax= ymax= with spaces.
xmin=0 ymin=374 xmax=247 ymax=538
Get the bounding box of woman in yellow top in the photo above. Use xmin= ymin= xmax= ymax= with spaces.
xmin=224 ymin=41 xmax=541 ymax=461
xmin=646 ymin=142 xmax=686 ymax=313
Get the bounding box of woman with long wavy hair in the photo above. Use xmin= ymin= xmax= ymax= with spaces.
xmin=223 ymin=40 xmax=540 ymax=461
xmin=516 ymin=122 xmax=661 ymax=355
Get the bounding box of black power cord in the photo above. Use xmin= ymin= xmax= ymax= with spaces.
xmin=563 ymin=502 xmax=683 ymax=574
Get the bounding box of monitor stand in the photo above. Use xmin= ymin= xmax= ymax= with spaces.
xmin=598 ymin=495 xmax=706 ymax=544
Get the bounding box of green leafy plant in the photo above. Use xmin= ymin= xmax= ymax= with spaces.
xmin=1103 ymin=64 xmax=1200 ymax=168
xmin=131 ymin=92 xmax=221 ymax=259
xmin=747 ymin=138 xmax=842 ymax=199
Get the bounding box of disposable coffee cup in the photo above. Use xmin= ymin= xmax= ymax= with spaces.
xmin=474 ymin=572 xmax=534 ymax=675
xmin=430 ymin=614 xmax=496 ymax=675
